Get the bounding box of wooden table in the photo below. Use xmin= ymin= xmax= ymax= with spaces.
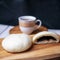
xmin=0 ymin=26 xmax=60 ymax=60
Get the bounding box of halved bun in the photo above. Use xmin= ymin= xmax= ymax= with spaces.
xmin=33 ymin=31 xmax=59 ymax=44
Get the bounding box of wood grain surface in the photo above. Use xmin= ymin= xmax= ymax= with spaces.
xmin=9 ymin=26 xmax=48 ymax=34
xmin=0 ymin=26 xmax=60 ymax=60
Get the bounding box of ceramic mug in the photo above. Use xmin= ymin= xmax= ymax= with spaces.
xmin=18 ymin=16 xmax=42 ymax=34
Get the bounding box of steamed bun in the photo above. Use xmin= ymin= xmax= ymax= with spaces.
xmin=2 ymin=34 xmax=32 ymax=53
xmin=33 ymin=31 xmax=59 ymax=44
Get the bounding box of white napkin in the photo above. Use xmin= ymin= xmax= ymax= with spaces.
xmin=0 ymin=24 xmax=14 ymax=38
xmin=0 ymin=24 xmax=9 ymax=34
xmin=48 ymin=29 xmax=60 ymax=35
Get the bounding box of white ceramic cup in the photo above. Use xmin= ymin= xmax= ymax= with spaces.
xmin=18 ymin=16 xmax=42 ymax=34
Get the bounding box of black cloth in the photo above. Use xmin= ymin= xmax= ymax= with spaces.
xmin=0 ymin=0 xmax=28 ymax=25
xmin=0 ymin=0 xmax=60 ymax=29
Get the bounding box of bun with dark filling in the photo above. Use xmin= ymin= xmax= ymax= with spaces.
xmin=33 ymin=31 xmax=59 ymax=44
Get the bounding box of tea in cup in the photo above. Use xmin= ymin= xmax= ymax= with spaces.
xmin=18 ymin=16 xmax=42 ymax=34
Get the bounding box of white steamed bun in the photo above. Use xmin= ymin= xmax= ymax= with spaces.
xmin=2 ymin=34 xmax=32 ymax=52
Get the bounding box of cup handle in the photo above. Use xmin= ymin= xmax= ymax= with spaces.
xmin=34 ymin=19 xmax=42 ymax=30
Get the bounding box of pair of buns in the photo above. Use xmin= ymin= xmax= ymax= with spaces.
xmin=2 ymin=31 xmax=60 ymax=53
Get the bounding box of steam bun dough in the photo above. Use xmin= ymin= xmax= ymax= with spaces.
xmin=2 ymin=34 xmax=32 ymax=53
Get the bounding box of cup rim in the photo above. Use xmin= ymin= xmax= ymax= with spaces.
xmin=18 ymin=16 xmax=36 ymax=21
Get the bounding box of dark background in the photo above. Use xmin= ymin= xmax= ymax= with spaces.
xmin=0 ymin=0 xmax=60 ymax=29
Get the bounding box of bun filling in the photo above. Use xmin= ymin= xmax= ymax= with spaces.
xmin=37 ymin=36 xmax=56 ymax=42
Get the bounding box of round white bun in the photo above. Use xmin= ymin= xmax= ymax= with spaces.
xmin=33 ymin=31 xmax=59 ymax=44
xmin=2 ymin=34 xmax=32 ymax=52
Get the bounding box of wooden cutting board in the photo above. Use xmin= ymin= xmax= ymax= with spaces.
xmin=0 ymin=39 xmax=60 ymax=60
xmin=9 ymin=26 xmax=48 ymax=34
xmin=0 ymin=26 xmax=60 ymax=60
